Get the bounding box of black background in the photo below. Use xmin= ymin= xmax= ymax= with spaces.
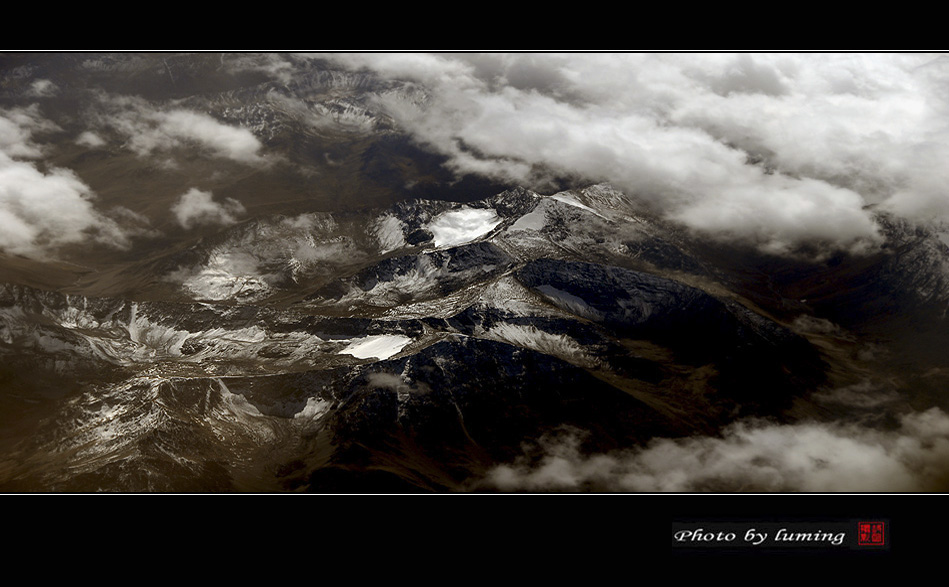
xmin=13 ymin=493 xmax=932 ymax=576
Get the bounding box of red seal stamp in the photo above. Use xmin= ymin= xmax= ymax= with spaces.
xmin=857 ymin=521 xmax=885 ymax=546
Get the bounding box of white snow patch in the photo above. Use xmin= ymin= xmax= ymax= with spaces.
xmin=338 ymin=334 xmax=413 ymax=360
xmin=509 ymin=202 xmax=549 ymax=232
xmin=427 ymin=207 xmax=502 ymax=248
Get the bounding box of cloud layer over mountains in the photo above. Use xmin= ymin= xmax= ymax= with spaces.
xmin=3 ymin=53 xmax=949 ymax=259
xmin=322 ymin=53 xmax=949 ymax=255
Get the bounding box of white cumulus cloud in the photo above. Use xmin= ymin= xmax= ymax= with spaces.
xmin=75 ymin=131 xmax=106 ymax=148
xmin=142 ymin=109 xmax=265 ymax=164
xmin=0 ymin=107 xmax=131 ymax=258
xmin=171 ymin=188 xmax=246 ymax=229
xmin=0 ymin=152 xmax=130 ymax=257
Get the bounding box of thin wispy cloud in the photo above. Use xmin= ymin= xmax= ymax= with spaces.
xmin=25 ymin=79 xmax=59 ymax=98
xmin=0 ymin=105 xmax=58 ymax=159
xmin=89 ymin=94 xmax=268 ymax=165
xmin=223 ymin=53 xmax=296 ymax=85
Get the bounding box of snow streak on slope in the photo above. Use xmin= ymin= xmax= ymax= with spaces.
xmin=534 ymin=285 xmax=605 ymax=322
xmin=550 ymin=192 xmax=607 ymax=219
xmin=373 ymin=214 xmax=407 ymax=254
xmin=483 ymin=323 xmax=597 ymax=369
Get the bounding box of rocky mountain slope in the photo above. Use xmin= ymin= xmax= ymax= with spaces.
xmin=6 ymin=180 xmax=945 ymax=491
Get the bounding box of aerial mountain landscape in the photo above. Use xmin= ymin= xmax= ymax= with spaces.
xmin=2 ymin=52 xmax=949 ymax=492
